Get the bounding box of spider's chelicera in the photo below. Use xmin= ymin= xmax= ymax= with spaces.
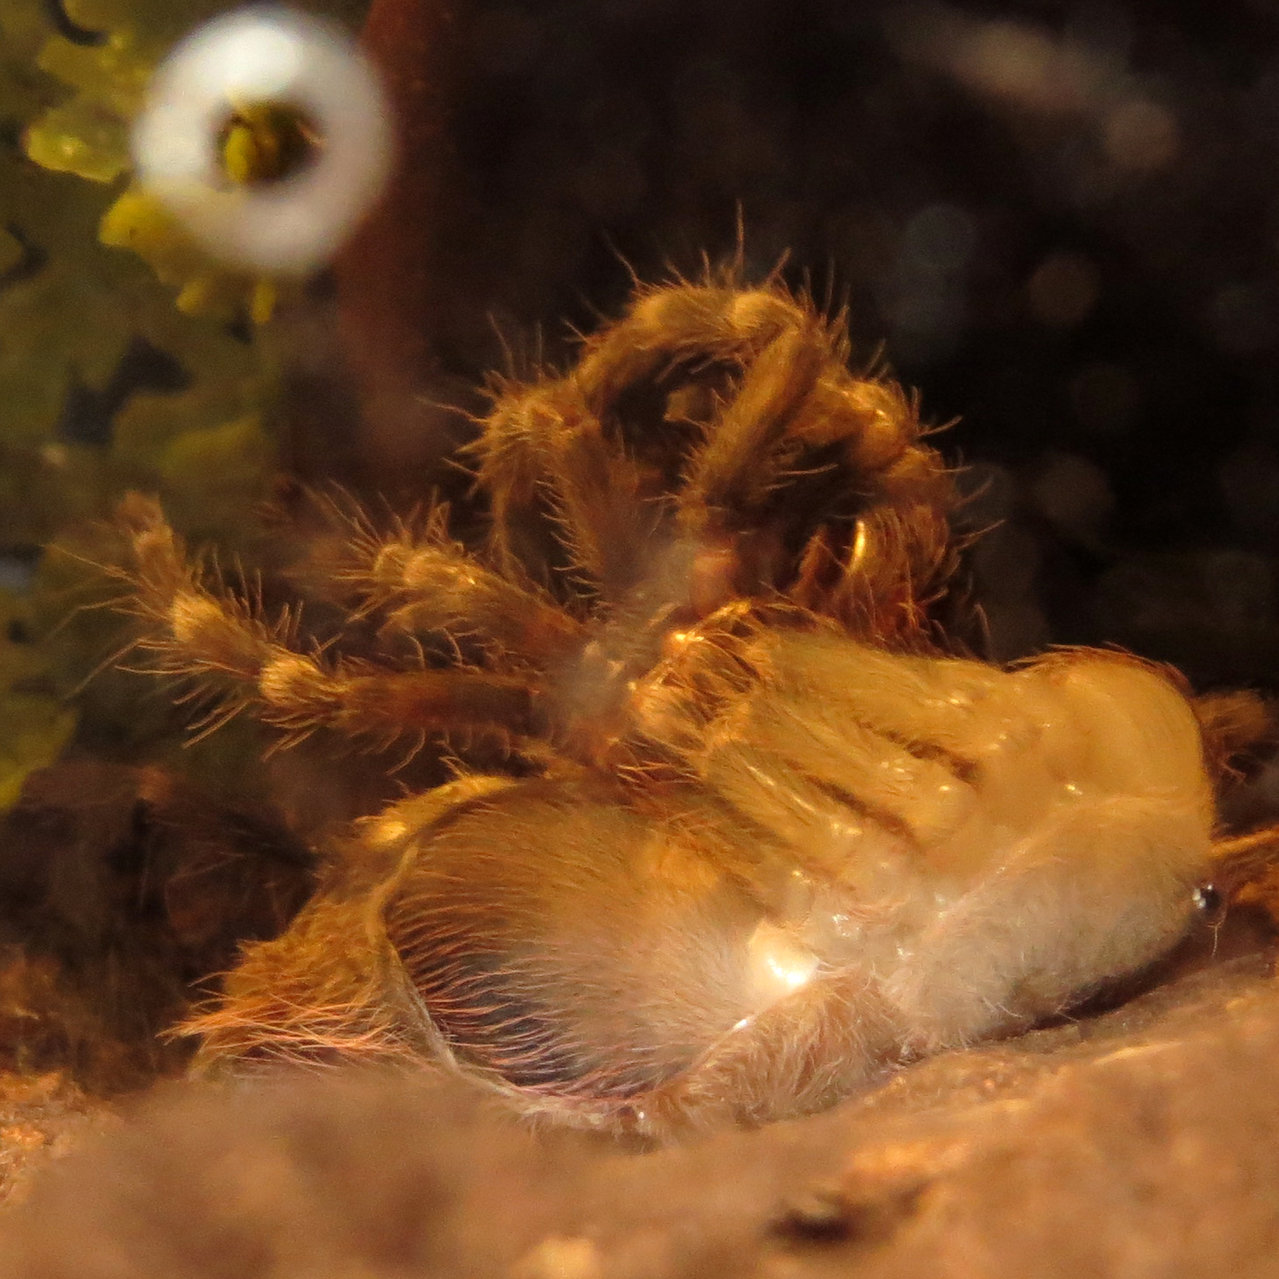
xmin=113 ymin=278 xmax=1245 ymax=1139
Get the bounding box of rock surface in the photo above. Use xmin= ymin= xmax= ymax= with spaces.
xmin=1 ymin=916 xmax=1276 ymax=1278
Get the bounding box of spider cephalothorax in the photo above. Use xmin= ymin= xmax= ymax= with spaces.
xmin=110 ymin=277 xmax=1266 ymax=1141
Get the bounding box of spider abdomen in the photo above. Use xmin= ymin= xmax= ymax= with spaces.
xmin=380 ymin=783 xmax=775 ymax=1097
xmin=362 ymin=640 xmax=1216 ymax=1122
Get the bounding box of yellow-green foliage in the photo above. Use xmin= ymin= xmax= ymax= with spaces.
xmin=24 ymin=0 xmax=365 ymax=322
xmin=1 ymin=0 xmax=279 ymax=506
xmin=0 ymin=589 xmax=76 ymax=810
xmin=0 ymin=0 xmax=367 ymax=806
xmin=24 ymin=0 xmax=267 ymax=319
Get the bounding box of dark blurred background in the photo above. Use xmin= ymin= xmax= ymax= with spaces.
xmin=368 ymin=0 xmax=1279 ymax=688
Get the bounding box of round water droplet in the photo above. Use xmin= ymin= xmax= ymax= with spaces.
xmin=132 ymin=6 xmax=394 ymax=274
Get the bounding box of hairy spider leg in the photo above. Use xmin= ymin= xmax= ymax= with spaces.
xmin=294 ymin=488 xmax=588 ymax=669
xmin=614 ymin=964 xmax=904 ymax=1139
xmin=575 ymin=284 xmax=957 ymax=619
xmin=476 ymin=281 xmax=958 ymax=647
xmin=477 ymin=378 xmax=659 ymax=607
xmin=115 ymin=495 xmax=540 ymax=753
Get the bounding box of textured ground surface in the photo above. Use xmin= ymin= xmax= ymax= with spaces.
xmin=1 ymin=914 xmax=1275 ymax=1278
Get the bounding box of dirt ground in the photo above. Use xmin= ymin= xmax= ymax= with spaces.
xmin=1 ymin=909 xmax=1275 ymax=1278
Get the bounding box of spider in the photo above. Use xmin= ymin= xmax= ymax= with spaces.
xmin=111 ymin=276 xmax=1274 ymax=1141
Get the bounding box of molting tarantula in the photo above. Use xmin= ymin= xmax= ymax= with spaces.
xmin=113 ymin=278 xmax=1267 ymax=1141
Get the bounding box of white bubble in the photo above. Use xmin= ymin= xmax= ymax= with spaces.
xmin=132 ymin=5 xmax=394 ymax=275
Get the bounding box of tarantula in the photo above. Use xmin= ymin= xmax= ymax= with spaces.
xmin=112 ymin=278 xmax=1270 ymax=1141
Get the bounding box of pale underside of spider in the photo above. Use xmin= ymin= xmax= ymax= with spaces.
xmin=112 ymin=278 xmax=1259 ymax=1141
